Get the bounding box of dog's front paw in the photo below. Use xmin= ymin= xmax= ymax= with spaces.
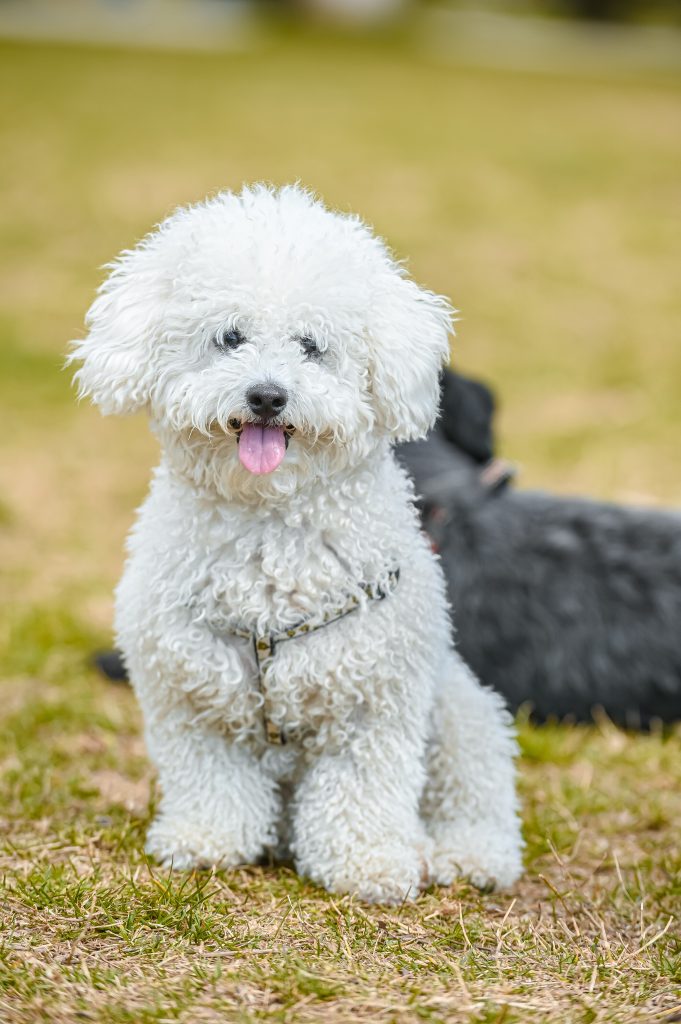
xmin=145 ymin=814 xmax=256 ymax=871
xmin=303 ymin=840 xmax=431 ymax=905
xmin=430 ymin=824 xmax=523 ymax=892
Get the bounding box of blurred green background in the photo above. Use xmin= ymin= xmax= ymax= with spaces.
xmin=0 ymin=7 xmax=680 ymax=632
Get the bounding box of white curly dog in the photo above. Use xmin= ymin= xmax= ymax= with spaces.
xmin=71 ymin=184 xmax=523 ymax=903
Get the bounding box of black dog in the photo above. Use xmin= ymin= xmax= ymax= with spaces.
xmin=398 ymin=370 xmax=681 ymax=727
xmin=96 ymin=370 xmax=681 ymax=727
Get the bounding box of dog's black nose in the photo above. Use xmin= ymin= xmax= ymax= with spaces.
xmin=246 ymin=383 xmax=288 ymax=420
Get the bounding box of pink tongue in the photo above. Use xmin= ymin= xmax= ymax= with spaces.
xmin=238 ymin=423 xmax=287 ymax=475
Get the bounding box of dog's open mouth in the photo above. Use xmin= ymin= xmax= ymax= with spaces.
xmin=229 ymin=419 xmax=295 ymax=475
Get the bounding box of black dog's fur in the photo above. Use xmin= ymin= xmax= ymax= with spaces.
xmin=96 ymin=370 xmax=681 ymax=727
xmin=398 ymin=371 xmax=681 ymax=727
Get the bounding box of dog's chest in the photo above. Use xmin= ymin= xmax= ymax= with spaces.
xmin=183 ymin=512 xmax=399 ymax=742
xmin=200 ymin=519 xmax=357 ymax=628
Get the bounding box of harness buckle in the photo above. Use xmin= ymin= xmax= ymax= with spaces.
xmin=237 ymin=568 xmax=400 ymax=747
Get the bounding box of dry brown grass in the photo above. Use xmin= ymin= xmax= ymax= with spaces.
xmin=1 ymin=661 xmax=679 ymax=1023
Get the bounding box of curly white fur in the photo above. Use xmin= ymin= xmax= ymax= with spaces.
xmin=70 ymin=184 xmax=523 ymax=903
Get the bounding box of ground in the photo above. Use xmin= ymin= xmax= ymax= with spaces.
xmin=0 ymin=28 xmax=679 ymax=1024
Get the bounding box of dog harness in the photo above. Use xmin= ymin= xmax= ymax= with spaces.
xmin=233 ymin=568 xmax=400 ymax=745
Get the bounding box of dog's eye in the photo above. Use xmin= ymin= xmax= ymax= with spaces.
xmin=299 ymin=336 xmax=321 ymax=360
xmin=214 ymin=326 xmax=245 ymax=351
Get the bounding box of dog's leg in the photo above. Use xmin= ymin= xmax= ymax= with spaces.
xmin=141 ymin=704 xmax=280 ymax=871
xmin=291 ymin=723 xmax=431 ymax=904
xmin=422 ymin=653 xmax=524 ymax=891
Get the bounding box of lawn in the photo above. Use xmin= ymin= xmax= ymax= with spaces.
xmin=0 ymin=29 xmax=680 ymax=1024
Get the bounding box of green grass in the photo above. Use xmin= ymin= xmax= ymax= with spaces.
xmin=1 ymin=625 xmax=679 ymax=1023
xmin=0 ymin=29 xmax=680 ymax=1024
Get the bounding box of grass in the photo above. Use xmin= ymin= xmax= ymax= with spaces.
xmin=2 ymin=623 xmax=679 ymax=1022
xmin=0 ymin=28 xmax=680 ymax=1024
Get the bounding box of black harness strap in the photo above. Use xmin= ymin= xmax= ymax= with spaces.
xmin=233 ymin=569 xmax=400 ymax=745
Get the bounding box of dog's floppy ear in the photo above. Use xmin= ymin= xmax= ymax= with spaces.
xmin=368 ymin=270 xmax=454 ymax=442
xmin=68 ymin=239 xmax=169 ymax=415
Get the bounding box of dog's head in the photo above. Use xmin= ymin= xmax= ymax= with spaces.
xmin=70 ymin=185 xmax=453 ymax=499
